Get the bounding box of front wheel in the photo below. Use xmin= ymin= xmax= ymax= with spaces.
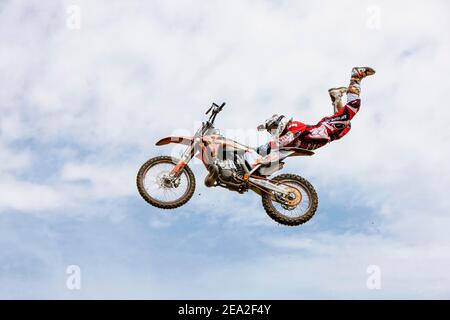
xmin=262 ymin=173 xmax=318 ymax=226
xmin=136 ymin=156 xmax=196 ymax=209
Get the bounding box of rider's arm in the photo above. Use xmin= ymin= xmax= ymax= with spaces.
xmin=257 ymin=131 xmax=295 ymax=155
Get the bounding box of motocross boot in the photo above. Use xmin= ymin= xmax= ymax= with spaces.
xmin=328 ymin=87 xmax=347 ymax=113
xmin=348 ymin=67 xmax=376 ymax=95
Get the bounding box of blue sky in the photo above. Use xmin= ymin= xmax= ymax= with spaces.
xmin=1 ymin=0 xmax=450 ymax=299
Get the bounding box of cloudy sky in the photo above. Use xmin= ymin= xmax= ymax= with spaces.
xmin=1 ymin=0 xmax=450 ymax=299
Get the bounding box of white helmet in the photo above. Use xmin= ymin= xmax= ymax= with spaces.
xmin=258 ymin=114 xmax=290 ymax=136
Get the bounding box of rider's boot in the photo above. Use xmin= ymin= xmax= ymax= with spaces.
xmin=328 ymin=87 xmax=347 ymax=113
xmin=348 ymin=67 xmax=376 ymax=96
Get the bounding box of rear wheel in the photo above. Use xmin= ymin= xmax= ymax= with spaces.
xmin=262 ymin=173 xmax=318 ymax=226
xmin=136 ymin=156 xmax=196 ymax=209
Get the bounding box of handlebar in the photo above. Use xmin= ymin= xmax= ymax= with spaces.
xmin=205 ymin=102 xmax=226 ymax=126
xmin=205 ymin=102 xmax=226 ymax=115
xmin=218 ymin=102 xmax=226 ymax=110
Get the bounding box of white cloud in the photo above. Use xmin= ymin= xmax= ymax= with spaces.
xmin=0 ymin=176 xmax=63 ymax=212
xmin=60 ymin=162 xmax=137 ymax=200
xmin=1 ymin=0 xmax=450 ymax=298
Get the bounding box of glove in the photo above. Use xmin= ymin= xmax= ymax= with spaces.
xmin=256 ymin=143 xmax=271 ymax=156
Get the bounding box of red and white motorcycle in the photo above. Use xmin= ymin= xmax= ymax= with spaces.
xmin=136 ymin=103 xmax=318 ymax=226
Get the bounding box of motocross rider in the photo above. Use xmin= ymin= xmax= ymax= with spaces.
xmin=245 ymin=67 xmax=376 ymax=167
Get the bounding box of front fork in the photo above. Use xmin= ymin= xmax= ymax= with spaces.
xmin=169 ymin=140 xmax=200 ymax=177
xmin=169 ymin=134 xmax=216 ymax=178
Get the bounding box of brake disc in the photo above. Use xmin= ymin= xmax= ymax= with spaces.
xmin=277 ymin=186 xmax=302 ymax=210
xmin=158 ymin=172 xmax=180 ymax=188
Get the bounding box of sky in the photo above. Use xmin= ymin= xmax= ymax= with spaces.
xmin=1 ymin=0 xmax=450 ymax=299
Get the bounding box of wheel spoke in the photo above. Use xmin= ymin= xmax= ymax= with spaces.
xmin=271 ymin=180 xmax=312 ymax=219
xmin=141 ymin=160 xmax=191 ymax=204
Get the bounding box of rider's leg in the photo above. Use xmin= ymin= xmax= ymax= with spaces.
xmin=328 ymin=67 xmax=376 ymax=114
xmin=344 ymin=67 xmax=376 ymax=117
xmin=328 ymin=87 xmax=347 ymax=113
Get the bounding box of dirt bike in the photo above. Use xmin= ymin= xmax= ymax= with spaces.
xmin=136 ymin=102 xmax=319 ymax=226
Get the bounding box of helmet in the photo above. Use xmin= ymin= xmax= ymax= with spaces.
xmin=258 ymin=114 xmax=290 ymax=136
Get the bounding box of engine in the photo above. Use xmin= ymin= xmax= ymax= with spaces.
xmin=204 ymin=156 xmax=247 ymax=191
xmin=215 ymin=159 xmax=237 ymax=180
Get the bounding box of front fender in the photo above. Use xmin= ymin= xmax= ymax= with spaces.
xmin=155 ymin=136 xmax=194 ymax=146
